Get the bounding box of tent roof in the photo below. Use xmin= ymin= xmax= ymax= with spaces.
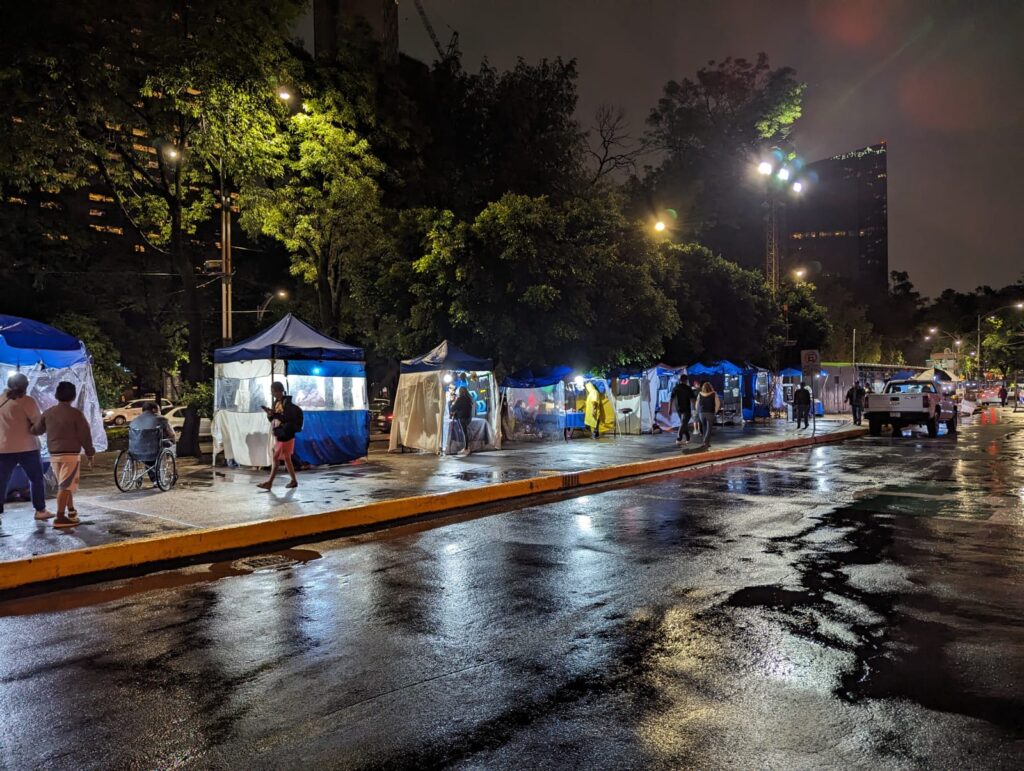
xmin=0 ymin=315 xmax=88 ymax=368
xmin=214 ymin=314 xmax=364 ymax=363
xmin=687 ymin=360 xmax=745 ymax=376
xmin=502 ymin=365 xmax=572 ymax=388
xmin=913 ymin=367 xmax=957 ymax=383
xmin=401 ymin=340 xmax=492 ymax=373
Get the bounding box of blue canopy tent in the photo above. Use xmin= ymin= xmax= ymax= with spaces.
xmin=778 ymin=366 xmax=826 ymax=417
xmin=501 ymin=366 xmax=572 ymax=441
xmin=687 ymin=360 xmax=749 ymax=424
xmin=212 ymin=315 xmax=369 ymax=467
xmin=1 ymin=315 xmax=108 ymax=503
xmin=390 ymin=341 xmax=500 ymax=454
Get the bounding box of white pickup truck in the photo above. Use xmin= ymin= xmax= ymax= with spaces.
xmin=865 ymin=380 xmax=957 ymax=437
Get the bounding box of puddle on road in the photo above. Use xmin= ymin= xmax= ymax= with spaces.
xmin=0 ymin=548 xmax=321 ymax=617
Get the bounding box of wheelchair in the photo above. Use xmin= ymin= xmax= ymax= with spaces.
xmin=114 ymin=426 xmax=178 ymax=492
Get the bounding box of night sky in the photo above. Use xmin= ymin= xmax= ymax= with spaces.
xmin=391 ymin=0 xmax=1024 ymax=298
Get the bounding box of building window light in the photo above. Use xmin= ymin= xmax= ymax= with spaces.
xmin=89 ymin=208 xmax=105 ymax=217
xmin=133 ymin=244 xmax=145 ymax=253
xmin=6 ymin=196 xmax=27 ymax=205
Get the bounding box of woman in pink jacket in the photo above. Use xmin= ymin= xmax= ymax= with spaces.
xmin=0 ymin=373 xmax=52 ymax=525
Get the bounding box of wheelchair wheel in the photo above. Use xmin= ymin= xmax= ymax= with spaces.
xmin=156 ymin=448 xmax=177 ymax=491
xmin=114 ymin=450 xmax=139 ymax=492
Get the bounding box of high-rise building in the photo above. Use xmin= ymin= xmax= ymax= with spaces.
xmin=785 ymin=142 xmax=888 ymax=294
xmin=314 ymin=0 xmax=399 ymax=62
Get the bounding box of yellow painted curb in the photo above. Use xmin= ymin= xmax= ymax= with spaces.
xmin=0 ymin=427 xmax=866 ymax=592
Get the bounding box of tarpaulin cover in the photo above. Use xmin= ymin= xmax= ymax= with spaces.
xmin=687 ymin=360 xmax=745 ymax=376
xmin=504 ymin=383 xmax=566 ymax=440
xmin=891 ymin=370 xmax=915 ymax=381
xmin=287 ymin=360 xmax=365 ymax=378
xmin=779 ymin=367 xmax=826 ymax=378
xmin=389 ymin=370 xmax=501 ymax=453
xmin=0 ymin=315 xmax=87 ymax=368
xmin=400 ymin=340 xmax=492 ymax=373
xmin=295 ymin=410 xmax=370 ymax=465
xmin=502 ymin=365 xmax=572 ymax=388
xmin=214 ymin=314 xmax=364 ymax=363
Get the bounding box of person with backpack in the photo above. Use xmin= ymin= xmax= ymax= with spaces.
xmin=0 ymin=373 xmax=52 ymax=525
xmin=695 ymin=382 xmax=721 ymax=449
xmin=451 ymin=386 xmax=475 ymax=456
xmin=31 ymin=381 xmax=95 ymax=528
xmin=671 ymin=377 xmax=695 ymax=445
xmin=258 ymin=381 xmax=303 ymax=490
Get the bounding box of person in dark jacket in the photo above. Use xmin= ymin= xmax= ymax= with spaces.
xmin=671 ymin=378 xmax=695 ymax=445
xmin=258 ymin=381 xmax=303 ymax=490
xmin=845 ymin=380 xmax=866 ymax=425
xmin=451 ymin=386 xmax=474 ymax=456
xmin=793 ymin=381 xmax=812 ymax=429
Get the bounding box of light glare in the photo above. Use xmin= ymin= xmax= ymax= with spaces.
xmin=777 ymin=168 xmax=791 ymax=181
xmin=757 ymin=161 xmax=773 ymax=175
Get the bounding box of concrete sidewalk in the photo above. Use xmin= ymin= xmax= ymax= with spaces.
xmin=0 ymin=418 xmax=854 ymax=564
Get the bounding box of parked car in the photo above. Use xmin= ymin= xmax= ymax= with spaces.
xmin=865 ymin=380 xmax=956 ymax=437
xmin=164 ymin=406 xmax=212 ymax=437
xmin=103 ymin=398 xmax=174 ymax=427
xmin=375 ymin=404 xmax=395 ymax=433
xmin=369 ymin=398 xmax=391 ymax=420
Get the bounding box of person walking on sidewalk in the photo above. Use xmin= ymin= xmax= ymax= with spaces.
xmin=452 ymin=386 xmax=474 ymax=456
xmin=32 ymin=381 xmax=95 ymax=528
xmin=671 ymin=377 xmax=695 ymax=445
xmin=695 ymin=382 xmax=721 ymax=449
xmin=258 ymin=381 xmax=303 ymax=490
xmin=793 ymin=381 xmax=812 ymax=429
xmin=998 ymin=385 xmax=1008 ymax=407
xmin=845 ymin=380 xmax=866 ymax=426
xmin=0 ymin=373 xmax=52 ymax=525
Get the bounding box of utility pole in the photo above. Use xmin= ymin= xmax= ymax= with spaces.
xmin=220 ymin=158 xmax=233 ymax=345
xmin=764 ymin=193 xmax=780 ymax=294
xmin=976 ymin=314 xmax=982 ymax=382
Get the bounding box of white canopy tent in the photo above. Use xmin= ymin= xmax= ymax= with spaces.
xmin=389 ymin=341 xmax=501 ymax=454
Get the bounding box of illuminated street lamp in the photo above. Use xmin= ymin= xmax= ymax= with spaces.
xmin=757 ymin=161 xmax=773 ymax=175
xmin=278 ymin=89 xmax=292 ymax=101
xmin=791 ymin=181 xmax=803 ymax=193
xmin=654 ymin=220 xmax=666 ymax=232
xmin=793 ymin=268 xmax=806 ymax=280
xmin=776 ymin=167 xmax=791 ymax=181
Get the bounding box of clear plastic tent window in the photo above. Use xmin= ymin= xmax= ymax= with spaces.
xmin=214 ymin=361 xmax=366 ymax=414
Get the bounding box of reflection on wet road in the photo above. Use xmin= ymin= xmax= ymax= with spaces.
xmin=1 ymin=419 xmax=1022 ymax=768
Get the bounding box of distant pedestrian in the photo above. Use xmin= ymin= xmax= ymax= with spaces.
xmin=998 ymin=385 xmax=1008 ymax=407
xmin=32 ymin=381 xmax=95 ymax=528
xmin=451 ymin=386 xmax=474 ymax=456
xmin=695 ymin=382 xmax=721 ymax=449
xmin=793 ymin=381 xmax=812 ymax=429
xmin=0 ymin=373 xmax=52 ymax=525
xmin=845 ymin=380 xmax=866 ymax=425
xmin=258 ymin=382 xmax=303 ymax=490
xmin=671 ymin=377 xmax=695 ymax=445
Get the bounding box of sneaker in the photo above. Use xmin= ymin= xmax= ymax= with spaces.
xmin=53 ymin=515 xmax=76 ymax=528
xmin=34 ymin=510 xmax=54 ymax=520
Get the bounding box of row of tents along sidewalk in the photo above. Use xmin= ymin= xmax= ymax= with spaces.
xmin=490 ymin=360 xmax=777 ymax=446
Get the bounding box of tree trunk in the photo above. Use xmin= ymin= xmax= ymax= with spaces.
xmin=316 ymin=248 xmax=336 ymax=332
xmin=170 ymin=205 xmax=204 ymax=458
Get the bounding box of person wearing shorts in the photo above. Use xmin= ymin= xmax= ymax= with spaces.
xmin=258 ymin=381 xmax=302 ymax=490
xmin=32 ymin=381 xmax=95 ymax=528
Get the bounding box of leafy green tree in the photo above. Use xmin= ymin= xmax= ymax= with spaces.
xmin=1 ymin=0 xmax=302 ymax=453
xmin=238 ymin=89 xmax=385 ymax=334
xmin=643 ymin=54 xmax=804 ymax=266
xmin=813 ymin=276 xmax=879 ymax=362
xmin=409 ymin=193 xmax=678 ymax=370
xmin=662 ymin=243 xmax=790 ymax=366
xmin=51 ymin=313 xmax=131 ymax=408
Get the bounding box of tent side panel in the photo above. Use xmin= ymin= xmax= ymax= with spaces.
xmin=295 ymin=410 xmax=369 ymax=464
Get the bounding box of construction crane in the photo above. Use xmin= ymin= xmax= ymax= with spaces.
xmin=412 ymin=0 xmax=458 ymax=60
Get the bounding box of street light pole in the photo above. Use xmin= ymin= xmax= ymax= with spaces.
xmin=220 ymin=157 xmax=233 ymax=345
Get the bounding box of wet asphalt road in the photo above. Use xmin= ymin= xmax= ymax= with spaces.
xmin=1 ymin=416 xmax=1023 ymax=769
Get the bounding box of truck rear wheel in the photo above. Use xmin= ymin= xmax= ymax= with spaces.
xmin=868 ymin=417 xmax=882 ymax=436
xmin=946 ymin=417 xmax=957 ymax=435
